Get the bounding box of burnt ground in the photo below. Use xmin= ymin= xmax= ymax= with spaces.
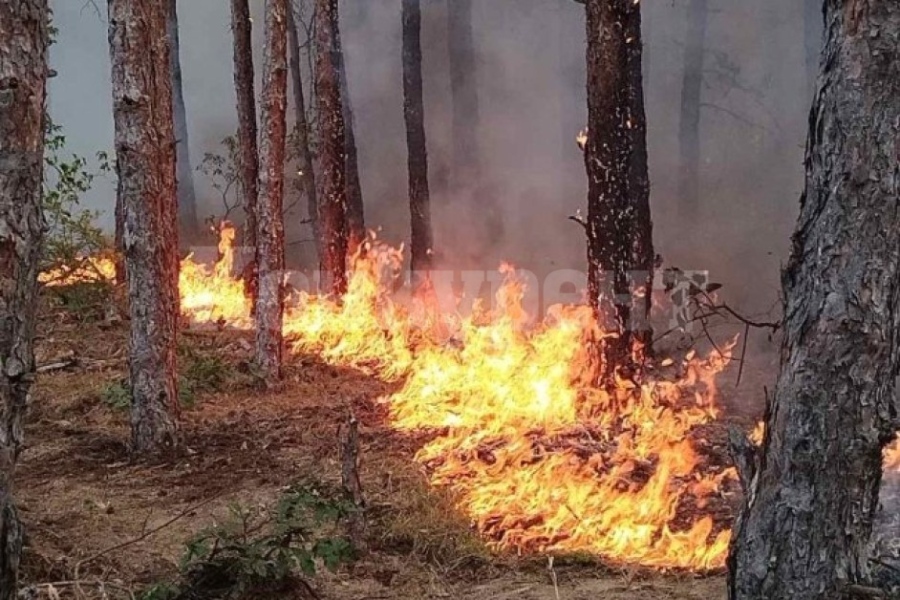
xmin=13 ymin=288 xmax=787 ymax=600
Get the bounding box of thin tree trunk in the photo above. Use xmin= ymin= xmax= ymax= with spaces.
xmin=255 ymin=0 xmax=288 ymax=384
xmin=339 ymin=52 xmax=365 ymax=253
xmin=287 ymin=4 xmax=320 ymax=265
xmin=315 ymin=0 xmax=349 ymax=295
xmin=0 ymin=3 xmax=49 ymax=596
xmin=583 ymin=0 xmax=654 ymax=379
xmin=447 ymin=0 xmax=479 ymax=179
xmin=677 ymin=0 xmax=707 ymax=215
xmin=168 ymin=0 xmax=199 ymax=243
xmin=727 ymin=3 xmax=900 ymax=598
xmin=402 ymin=0 xmax=433 ymax=281
xmin=108 ymin=0 xmax=180 ymax=455
xmin=230 ymin=0 xmax=260 ymax=304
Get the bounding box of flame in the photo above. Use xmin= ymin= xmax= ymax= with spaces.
xmin=41 ymin=227 xmax=738 ymax=570
xmin=39 ymin=255 xmax=117 ymax=286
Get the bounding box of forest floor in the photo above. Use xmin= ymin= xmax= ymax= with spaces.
xmin=15 ymin=284 xmax=779 ymax=600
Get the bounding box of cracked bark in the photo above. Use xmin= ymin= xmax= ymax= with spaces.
xmin=315 ymin=0 xmax=349 ymax=296
xmin=727 ymin=2 xmax=900 ymax=598
xmin=255 ymin=0 xmax=288 ymax=384
xmin=108 ymin=0 xmax=181 ymax=455
xmin=0 ymin=2 xmax=48 ymax=596
xmin=583 ymin=0 xmax=654 ymax=380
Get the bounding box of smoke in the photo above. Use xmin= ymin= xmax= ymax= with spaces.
xmin=50 ymin=0 xmax=810 ymax=315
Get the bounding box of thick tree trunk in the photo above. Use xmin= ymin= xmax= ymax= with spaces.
xmin=255 ymin=0 xmax=288 ymax=384
xmin=583 ymin=0 xmax=654 ymax=378
xmin=230 ymin=0 xmax=260 ymax=304
xmin=286 ymin=4 xmax=320 ymax=265
xmin=315 ymin=0 xmax=349 ymax=295
xmin=338 ymin=52 xmax=365 ymax=253
xmin=168 ymin=0 xmax=199 ymax=243
xmin=803 ymin=0 xmax=822 ymax=99
xmin=727 ymin=3 xmax=900 ymax=599
xmin=677 ymin=0 xmax=707 ymax=215
xmin=0 ymin=3 xmax=48 ymax=596
xmin=108 ymin=0 xmax=180 ymax=455
xmin=402 ymin=0 xmax=433 ymax=280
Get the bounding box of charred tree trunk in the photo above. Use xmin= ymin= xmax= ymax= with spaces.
xmin=402 ymin=0 xmax=433 ymax=280
xmin=230 ymin=0 xmax=260 ymax=304
xmin=583 ymin=0 xmax=654 ymax=379
xmin=727 ymin=3 xmax=900 ymax=599
xmin=677 ymin=0 xmax=707 ymax=215
xmin=255 ymin=0 xmax=288 ymax=384
xmin=109 ymin=0 xmax=181 ymax=455
xmin=338 ymin=52 xmax=365 ymax=253
xmin=0 ymin=3 xmax=48 ymax=596
xmin=168 ymin=0 xmax=198 ymax=243
xmin=287 ymin=4 xmax=320 ymax=265
xmin=447 ymin=0 xmax=479 ymax=179
xmin=803 ymin=0 xmax=822 ymax=99
xmin=315 ymin=0 xmax=349 ymax=295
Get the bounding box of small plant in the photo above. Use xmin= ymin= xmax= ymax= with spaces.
xmin=101 ymin=380 xmax=131 ymax=411
xmin=142 ymin=485 xmax=358 ymax=600
xmin=41 ymin=119 xmax=113 ymax=275
xmin=50 ymin=280 xmax=116 ymax=322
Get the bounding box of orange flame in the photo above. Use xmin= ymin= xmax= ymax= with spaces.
xmin=41 ymin=227 xmax=738 ymax=570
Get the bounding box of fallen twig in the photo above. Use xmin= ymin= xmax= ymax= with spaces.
xmin=73 ymin=493 xmax=225 ymax=599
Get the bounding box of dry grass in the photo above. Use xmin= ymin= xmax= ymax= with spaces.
xmin=14 ymin=290 xmax=728 ymax=599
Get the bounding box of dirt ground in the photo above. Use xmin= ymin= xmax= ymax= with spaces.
xmin=14 ymin=289 xmax=777 ymax=600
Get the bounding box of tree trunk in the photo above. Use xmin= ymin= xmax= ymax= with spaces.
xmin=0 ymin=3 xmax=48 ymax=596
xmin=255 ymin=0 xmax=288 ymax=384
xmin=677 ymin=0 xmax=707 ymax=215
xmin=402 ymin=0 xmax=433 ymax=280
xmin=447 ymin=0 xmax=479 ymax=179
xmin=727 ymin=3 xmax=900 ymax=599
xmin=286 ymin=4 xmax=320 ymax=265
xmin=338 ymin=51 xmax=365 ymax=254
xmin=315 ymin=0 xmax=349 ymax=295
xmin=230 ymin=0 xmax=260 ymax=305
xmin=108 ymin=0 xmax=180 ymax=455
xmin=168 ymin=0 xmax=199 ymax=243
xmin=803 ymin=0 xmax=822 ymax=99
xmin=583 ymin=0 xmax=654 ymax=379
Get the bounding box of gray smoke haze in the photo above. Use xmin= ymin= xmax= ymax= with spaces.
xmin=50 ymin=0 xmax=811 ymax=314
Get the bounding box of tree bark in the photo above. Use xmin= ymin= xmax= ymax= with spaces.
xmin=338 ymin=51 xmax=366 ymax=254
xmin=0 ymin=3 xmax=48 ymax=596
xmin=677 ymin=0 xmax=707 ymax=215
xmin=286 ymin=3 xmax=320 ymax=265
xmin=583 ymin=0 xmax=654 ymax=379
xmin=168 ymin=0 xmax=199 ymax=243
xmin=230 ymin=0 xmax=260 ymax=305
xmin=315 ymin=0 xmax=349 ymax=296
xmin=727 ymin=3 xmax=900 ymax=598
xmin=108 ymin=0 xmax=180 ymax=455
xmin=255 ymin=0 xmax=288 ymax=384
xmin=402 ymin=0 xmax=433 ymax=280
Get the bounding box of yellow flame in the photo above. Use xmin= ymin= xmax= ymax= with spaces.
xmin=41 ymin=227 xmax=737 ymax=569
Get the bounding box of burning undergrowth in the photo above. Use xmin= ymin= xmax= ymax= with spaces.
xmin=43 ymin=226 xmax=740 ymax=571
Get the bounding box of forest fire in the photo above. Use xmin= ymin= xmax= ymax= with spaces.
xmin=41 ymin=228 xmax=737 ymax=570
